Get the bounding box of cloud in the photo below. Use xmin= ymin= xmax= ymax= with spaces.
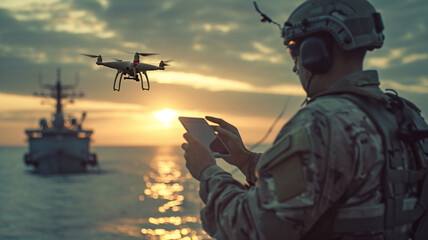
xmin=0 ymin=0 xmax=428 ymax=146
xmin=151 ymin=71 xmax=304 ymax=96
xmin=402 ymin=54 xmax=428 ymax=64
xmin=253 ymin=42 xmax=274 ymax=54
xmin=199 ymin=23 xmax=238 ymax=34
xmin=382 ymin=77 xmax=428 ymax=94
xmin=0 ymin=0 xmax=297 ymax=92
xmin=0 ymin=0 xmax=428 ymax=138
xmin=6 ymin=1 xmax=115 ymax=38
xmin=365 ymin=48 xmax=404 ymax=69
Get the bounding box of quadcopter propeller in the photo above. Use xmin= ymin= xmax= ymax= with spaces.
xmin=138 ymin=52 xmax=158 ymax=57
xmin=159 ymin=60 xmax=173 ymax=68
xmin=126 ymin=51 xmax=159 ymax=57
xmin=81 ymin=53 xmax=122 ymax=62
xmin=81 ymin=53 xmax=100 ymax=58
xmin=161 ymin=60 xmax=173 ymax=66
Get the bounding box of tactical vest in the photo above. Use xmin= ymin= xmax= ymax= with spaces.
xmin=302 ymin=91 xmax=428 ymax=240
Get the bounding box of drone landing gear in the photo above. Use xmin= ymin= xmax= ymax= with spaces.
xmin=113 ymin=70 xmax=124 ymax=91
xmin=124 ymin=76 xmax=138 ymax=80
xmin=141 ymin=71 xmax=150 ymax=91
xmin=112 ymin=71 xmax=150 ymax=91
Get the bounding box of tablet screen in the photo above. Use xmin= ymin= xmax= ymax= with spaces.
xmin=179 ymin=117 xmax=231 ymax=157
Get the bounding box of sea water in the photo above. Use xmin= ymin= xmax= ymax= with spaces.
xmin=0 ymin=146 xmax=233 ymax=240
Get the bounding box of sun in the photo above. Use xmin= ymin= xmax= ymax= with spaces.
xmin=154 ymin=109 xmax=177 ymax=123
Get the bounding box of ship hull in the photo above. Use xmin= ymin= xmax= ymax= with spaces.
xmin=24 ymin=135 xmax=97 ymax=174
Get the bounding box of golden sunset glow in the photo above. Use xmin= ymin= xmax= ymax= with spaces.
xmin=154 ymin=109 xmax=177 ymax=123
xmin=0 ymin=92 xmax=291 ymax=146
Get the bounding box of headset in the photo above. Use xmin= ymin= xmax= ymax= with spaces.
xmin=289 ymin=33 xmax=333 ymax=75
xmin=299 ymin=34 xmax=333 ymax=74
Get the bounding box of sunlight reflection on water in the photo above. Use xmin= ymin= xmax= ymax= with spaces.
xmin=0 ymin=146 xmax=212 ymax=240
xmin=140 ymin=146 xmax=209 ymax=240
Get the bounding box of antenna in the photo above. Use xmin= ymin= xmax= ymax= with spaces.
xmin=56 ymin=68 xmax=61 ymax=83
xmin=253 ymin=1 xmax=283 ymax=31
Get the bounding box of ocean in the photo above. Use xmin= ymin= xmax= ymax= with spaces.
xmin=0 ymin=145 xmax=250 ymax=240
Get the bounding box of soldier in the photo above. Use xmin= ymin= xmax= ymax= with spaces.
xmin=182 ymin=0 xmax=428 ymax=239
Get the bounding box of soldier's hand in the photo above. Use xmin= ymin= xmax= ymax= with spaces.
xmin=206 ymin=116 xmax=243 ymax=141
xmin=205 ymin=116 xmax=253 ymax=170
xmin=182 ymin=132 xmax=216 ymax=181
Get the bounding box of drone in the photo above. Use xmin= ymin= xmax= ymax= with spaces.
xmin=82 ymin=52 xmax=171 ymax=91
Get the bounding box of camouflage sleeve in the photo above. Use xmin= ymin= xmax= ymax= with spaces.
xmin=199 ymin=165 xmax=263 ymax=239
xmin=198 ymin=97 xmax=383 ymax=239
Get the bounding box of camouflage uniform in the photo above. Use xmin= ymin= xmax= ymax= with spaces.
xmin=199 ymin=70 xmax=390 ymax=239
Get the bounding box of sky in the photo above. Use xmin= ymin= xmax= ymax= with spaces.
xmin=0 ymin=0 xmax=427 ymax=146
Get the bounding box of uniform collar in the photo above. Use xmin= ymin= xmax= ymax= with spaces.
xmin=309 ymin=70 xmax=388 ymax=103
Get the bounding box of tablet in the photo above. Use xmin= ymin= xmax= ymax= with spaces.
xmin=179 ymin=117 xmax=231 ymax=158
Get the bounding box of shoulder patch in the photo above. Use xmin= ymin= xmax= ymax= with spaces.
xmin=257 ymin=127 xmax=310 ymax=170
xmin=273 ymin=154 xmax=307 ymax=202
xmin=257 ymin=127 xmax=310 ymax=202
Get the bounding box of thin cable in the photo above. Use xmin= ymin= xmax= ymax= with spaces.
xmin=250 ymin=97 xmax=290 ymax=151
xmin=229 ymin=97 xmax=290 ymax=176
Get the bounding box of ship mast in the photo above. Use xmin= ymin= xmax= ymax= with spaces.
xmin=53 ymin=68 xmax=65 ymax=129
xmin=33 ymin=68 xmax=83 ymax=130
xmin=55 ymin=68 xmax=63 ymax=115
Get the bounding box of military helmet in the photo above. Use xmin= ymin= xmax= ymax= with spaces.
xmin=283 ymin=0 xmax=385 ymax=51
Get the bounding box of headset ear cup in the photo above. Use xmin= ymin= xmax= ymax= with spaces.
xmin=300 ymin=37 xmax=333 ymax=74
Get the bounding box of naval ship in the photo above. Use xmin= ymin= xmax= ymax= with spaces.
xmin=23 ymin=69 xmax=98 ymax=174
